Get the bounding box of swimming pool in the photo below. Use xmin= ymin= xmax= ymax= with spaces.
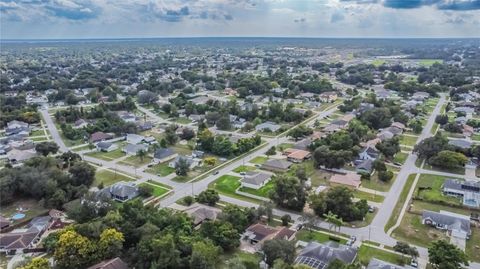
xmin=11 ymin=213 xmax=26 ymax=220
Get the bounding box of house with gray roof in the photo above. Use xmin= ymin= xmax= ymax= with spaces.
xmin=168 ymin=155 xmax=202 ymax=169
xmin=448 ymin=139 xmax=472 ymax=149
xmin=255 ymin=121 xmax=281 ymax=132
xmin=295 ymin=241 xmax=358 ymax=269
xmin=153 ymin=148 xmax=178 ymax=163
xmin=101 ymin=182 xmax=139 ymax=202
xmin=367 ymin=258 xmax=412 ymax=269
xmin=96 ymin=141 xmax=118 ymax=152
xmin=123 ymin=143 xmax=148 ymax=155
xmin=183 ymin=203 xmax=221 ymax=226
xmin=422 ymin=210 xmax=471 ymax=239
xmin=443 ymin=179 xmax=480 ymax=208
xmin=241 ymin=171 xmax=272 ymax=189
xmin=355 ymin=159 xmax=373 ymax=174
xmin=261 ymin=159 xmax=292 ymax=172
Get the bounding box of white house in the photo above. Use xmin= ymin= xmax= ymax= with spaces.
xmin=241 ymin=171 xmax=272 ymax=190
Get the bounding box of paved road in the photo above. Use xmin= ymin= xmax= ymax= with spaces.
xmin=40 ymin=109 xmax=68 ymax=152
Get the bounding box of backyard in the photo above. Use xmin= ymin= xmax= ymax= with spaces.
xmin=249 ymin=156 xmax=268 ymax=165
xmin=209 ymin=175 xmax=263 ymax=203
xmin=415 ymin=174 xmax=463 ymax=206
xmin=118 ymin=155 xmax=153 ymax=168
xmin=145 ymin=163 xmax=175 ymax=176
xmin=357 ymin=245 xmax=410 ymax=266
xmin=93 ymin=169 xmax=135 ymax=187
xmin=139 ymin=181 xmax=170 ymax=197
xmin=86 ymin=148 xmax=125 ymax=161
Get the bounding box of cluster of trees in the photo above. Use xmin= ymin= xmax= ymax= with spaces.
xmin=414 ymin=133 xmax=468 ymax=169
xmin=0 ymin=154 xmax=94 ymax=208
xmin=197 ymin=129 xmax=262 ymax=157
xmin=38 ymin=197 xmax=285 ymax=269
xmin=287 ymin=125 xmax=313 ymax=141
xmin=384 ymin=81 xmax=447 ymax=96
xmin=0 ymin=95 xmax=40 ymax=127
xmin=310 ymin=186 xmax=369 ymax=222
xmin=336 ymin=64 xmax=375 ymax=85
xmin=269 ymin=175 xmax=307 ymax=211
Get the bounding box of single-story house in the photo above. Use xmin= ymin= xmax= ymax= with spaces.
xmin=136 ymin=121 xmax=154 ymax=131
xmin=168 ymin=156 xmax=202 ymax=169
xmin=355 ymin=159 xmax=373 ymax=174
xmin=183 ymin=203 xmax=222 ymax=227
xmin=293 ymin=138 xmax=312 ymax=151
xmin=358 ymin=146 xmax=380 ymax=161
xmin=96 ymin=142 xmax=118 ymax=152
xmin=285 ymin=149 xmax=311 ymax=163
xmin=422 ymin=210 xmax=471 ymax=239
xmin=90 ymin=132 xmax=113 ymax=143
xmin=0 ymin=216 xmax=51 ymax=255
xmin=255 ymin=121 xmax=281 ymax=132
xmin=7 ymin=149 xmax=37 ymax=164
xmin=99 ymin=182 xmax=139 ymax=202
xmin=319 ymin=91 xmax=338 ymax=102
xmin=241 ymin=223 xmax=296 ymax=252
xmin=5 ymin=120 xmax=29 ymax=136
xmin=412 ymin=92 xmax=429 ymax=101
xmin=87 ymin=257 xmax=129 ymax=269
xmin=261 ymin=159 xmax=293 ymax=172
xmin=73 ymin=119 xmax=89 ymax=129
xmin=295 ymin=241 xmax=358 ymax=269
xmin=448 ymin=139 xmax=472 ymax=149
xmin=443 ymin=179 xmax=480 ymax=208
xmin=153 ymin=148 xmax=178 ymax=163
xmin=241 ymin=171 xmax=272 ymax=190
xmin=329 ymin=173 xmax=361 ymax=189
xmin=126 ymin=133 xmax=145 ymax=145
xmin=123 ymin=143 xmax=149 ymax=155
xmin=367 ymin=258 xmax=408 ymax=269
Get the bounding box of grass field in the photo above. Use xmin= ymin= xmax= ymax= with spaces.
xmin=354 ymin=190 xmax=385 ymax=203
xmin=361 ymin=171 xmax=396 ymax=192
xmin=238 ymin=180 xmax=275 ymax=198
xmin=384 ymin=174 xmax=416 ymax=232
xmin=209 ymin=175 xmax=263 ymax=204
xmin=399 ymin=135 xmax=418 ymax=147
xmin=357 ymin=245 xmax=410 ymax=266
xmin=233 ymin=165 xmax=257 ymax=173
xmin=93 ymin=169 xmax=134 ymax=187
xmin=119 ymin=155 xmax=153 ymax=167
xmin=466 ymin=227 xmax=480 ymax=262
xmin=418 ymin=59 xmax=443 ymax=67
xmin=415 ymin=174 xmax=462 ymax=206
xmin=372 ymin=59 xmax=386 ymax=67
xmin=139 ymin=182 xmax=169 ymax=197
xmin=296 ymin=229 xmax=348 ymax=244
xmin=392 ymin=211 xmax=448 ymax=248
xmin=393 ymin=152 xmax=409 ymax=165
xmin=249 ymin=156 xmax=268 ymax=165
xmin=219 ymin=251 xmax=261 ymax=269
xmin=145 ymin=163 xmax=175 ymax=176
xmin=86 ymin=148 xmax=125 ymax=161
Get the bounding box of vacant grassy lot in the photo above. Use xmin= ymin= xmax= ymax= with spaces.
xmin=415 ymin=174 xmax=462 ymax=206
xmin=238 ymin=180 xmax=275 ymax=198
xmin=86 ymin=148 xmax=125 ymax=161
xmin=393 ymin=152 xmax=409 ymax=165
xmin=93 ymin=169 xmax=134 ymax=187
xmin=233 ymin=165 xmax=257 ymax=173
xmin=278 ymin=143 xmax=294 ymax=150
xmin=296 ymin=229 xmax=348 ymax=244
xmin=357 ymin=245 xmax=410 ymax=266
xmin=354 ymin=190 xmax=385 ymax=203
xmin=145 ymin=163 xmax=175 ymax=176
xmin=362 ymin=171 xmax=396 ymax=192
xmin=384 ymin=174 xmax=416 ymax=232
xmin=119 ymin=155 xmax=153 ymax=167
xmin=399 ymin=135 xmax=418 ymax=147
xmin=249 ymin=156 xmax=268 ymax=165
xmin=139 ymin=182 xmax=169 ymax=197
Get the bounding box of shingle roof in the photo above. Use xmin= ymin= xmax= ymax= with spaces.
xmin=154 ymin=148 xmax=176 ymax=159
xmin=367 ymin=258 xmax=406 ymax=269
xmin=262 ymin=159 xmax=292 ymax=170
xmin=295 ymin=241 xmax=357 ymax=269
xmin=422 ymin=210 xmax=471 ymax=236
xmin=87 ymin=257 xmax=129 ymax=269
xmin=241 ymin=171 xmax=271 ymax=186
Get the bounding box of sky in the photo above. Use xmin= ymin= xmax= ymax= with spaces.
xmin=1 ymin=0 xmax=479 ymax=39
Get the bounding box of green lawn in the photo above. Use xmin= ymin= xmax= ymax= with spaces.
xmin=209 ymin=175 xmax=264 ymax=204
xmin=296 ymin=229 xmax=348 ymax=244
xmin=392 ymin=211 xmax=449 ymax=248
xmin=233 ymin=165 xmax=257 ymax=173
xmin=466 ymin=227 xmax=480 ymax=262
xmin=86 ymin=148 xmax=125 ymax=161
xmin=354 ymin=190 xmax=385 ymax=203
xmin=220 ymin=251 xmax=262 ymax=269
xmin=393 ymin=152 xmax=409 ymax=165
xmin=415 ymin=174 xmax=462 ymax=206
xmin=472 ymin=134 xmax=480 ymax=141
xmin=139 ymin=182 xmax=169 ymax=197
xmin=419 ymin=59 xmax=443 ymax=67
xmin=173 ymin=117 xmax=192 ymax=124
xmin=30 ymin=129 xmax=46 ymax=136
xmin=362 ymin=170 xmax=396 ymax=192
xmin=119 ymin=155 xmax=153 ymax=167
xmin=357 ymin=245 xmax=410 ymax=266
xmin=372 ymin=59 xmax=386 ymax=67
xmin=145 ymin=163 xmax=175 ymax=176
xmin=399 ymin=135 xmax=418 ymax=147
xmin=238 ymin=180 xmax=275 ymax=198
xmin=249 ymin=156 xmax=268 ymax=165
xmin=71 ymin=145 xmax=91 ymax=152
xmin=278 ymin=143 xmax=294 ymax=150
xmin=384 ymin=174 xmax=416 ymax=232
xmin=93 ymin=169 xmax=134 ymax=187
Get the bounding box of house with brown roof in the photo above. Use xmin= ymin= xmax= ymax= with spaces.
xmin=183 ymin=203 xmax=222 ymax=227
xmin=329 ymin=173 xmax=361 ymax=189
xmin=261 ymin=159 xmax=293 ymax=172
xmin=284 ymin=149 xmax=311 ymax=163
xmin=0 ymin=216 xmax=50 ymax=255
xmin=87 ymin=257 xmax=129 ymax=269
xmin=241 ymin=223 xmax=296 ymax=253
xmin=89 ymin=132 xmax=113 ymax=143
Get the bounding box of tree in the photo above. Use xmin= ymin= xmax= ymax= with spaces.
xmin=323 ymin=211 xmax=343 ymax=232
xmin=270 ymin=175 xmax=306 ymax=211
xmin=164 ymin=125 xmax=179 ymax=145
xmin=262 ymin=239 xmax=296 ymax=266
xmin=54 ymin=230 xmax=96 ymax=269
xmin=376 ymin=137 xmax=400 ymax=159
xmin=136 ymin=149 xmax=147 ymax=162
xmin=175 ymin=157 xmax=190 ymax=176
xmin=393 ymin=242 xmax=419 ymax=259
xmin=35 ymin=141 xmax=59 ymax=156
xmin=266 ymin=146 xmax=276 ymax=156
xmin=204 ymin=157 xmax=216 ymax=166
xmin=428 ymin=240 xmax=468 ymax=269
xmin=287 ymin=125 xmax=312 ymax=141
xmin=69 ymin=162 xmax=96 ymax=186
xmin=136 ymin=233 xmax=181 ymax=269
xmin=378 ymin=170 xmax=394 ymax=182
xmin=435 ymin=114 xmax=449 ymax=125
xmin=281 ymin=214 xmax=292 ymax=226
xmin=410 ymin=120 xmax=423 ymax=134
xmin=216 ymin=115 xmax=232 ymax=130
xmin=99 ymin=228 xmax=124 ymax=259
xmin=196 ymin=189 xmax=220 ymax=206
xmin=190 ymin=240 xmax=220 ymax=269
xmin=137 ymin=90 xmax=158 ymax=104
xmin=19 ymin=257 xmax=51 ymax=269
xmin=220 ymin=205 xmax=251 ymax=232
xmin=309 ymin=187 xmax=368 ymax=222
xmin=199 ymin=220 xmax=240 ymax=251
xmin=180 ymin=127 xmax=196 ymax=140
xmin=183 ymin=195 xmax=194 ymax=206
xmin=413 ymin=133 xmax=449 ymax=160
xmin=429 ymin=150 xmax=467 ymax=169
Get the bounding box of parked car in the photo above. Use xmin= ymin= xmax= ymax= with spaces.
xmin=410 ymin=260 xmax=418 ymax=268
xmin=213 ymin=171 xmax=219 ymax=175
xmin=368 ymin=206 xmax=375 ymax=213
xmin=240 ymin=172 xmax=246 ymax=175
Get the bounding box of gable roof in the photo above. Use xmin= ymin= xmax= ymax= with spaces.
xmin=97 ymin=141 xmax=114 ymax=150
xmin=422 ymin=210 xmax=471 ymax=236
xmin=123 ymin=143 xmax=148 ymax=154
xmin=262 ymin=159 xmax=292 ymax=170
xmin=367 ymin=258 xmax=406 ymax=269
xmin=154 ymin=148 xmax=176 ymax=159
xmin=329 ymin=173 xmax=361 ymax=188
xmin=87 ymin=257 xmax=129 ymax=269
xmin=295 ymin=241 xmax=357 ymax=269
xmin=242 ymin=171 xmax=272 ymax=186
xmin=183 ymin=203 xmax=221 ymax=225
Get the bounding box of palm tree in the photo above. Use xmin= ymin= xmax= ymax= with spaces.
xmin=136 ymin=149 xmax=147 ymax=162
xmin=323 ymin=211 xmax=343 ymax=232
